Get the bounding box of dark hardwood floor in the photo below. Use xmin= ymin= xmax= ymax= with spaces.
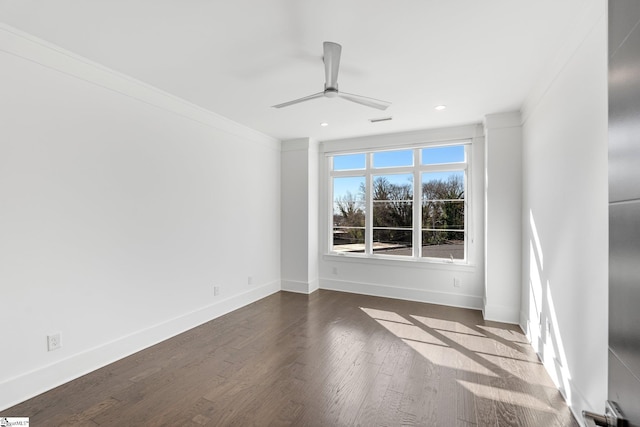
xmin=2 ymin=290 xmax=578 ymax=426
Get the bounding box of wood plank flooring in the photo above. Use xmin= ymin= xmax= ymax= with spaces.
xmin=1 ymin=290 xmax=579 ymax=426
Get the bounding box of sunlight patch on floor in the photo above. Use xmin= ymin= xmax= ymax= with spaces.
xmin=457 ymin=379 xmax=555 ymax=413
xmin=475 ymin=325 xmax=528 ymax=343
xmin=477 ymin=353 xmax=551 ymax=385
xmin=360 ymin=307 xmax=499 ymax=377
xmin=410 ymin=315 xmax=485 ymax=337
xmin=360 ymin=307 xmax=413 ymax=324
xmin=374 ymin=319 xmax=447 ymax=346
xmin=404 ymin=339 xmax=498 ymax=377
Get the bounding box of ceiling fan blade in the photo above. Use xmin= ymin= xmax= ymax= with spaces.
xmin=338 ymin=91 xmax=391 ymax=110
xmin=271 ymin=92 xmax=325 ymax=109
xmin=323 ymin=41 xmax=342 ymax=89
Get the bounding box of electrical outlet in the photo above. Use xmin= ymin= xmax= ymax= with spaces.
xmin=248 ymin=276 xmax=253 ymax=285
xmin=214 ymin=286 xmax=220 ymax=296
xmin=47 ymin=333 xmax=61 ymax=352
xmin=546 ymin=319 xmax=552 ymax=336
xmin=453 ymin=277 xmax=461 ymax=288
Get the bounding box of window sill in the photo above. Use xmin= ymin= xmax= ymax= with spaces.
xmin=322 ymin=252 xmax=477 ymax=272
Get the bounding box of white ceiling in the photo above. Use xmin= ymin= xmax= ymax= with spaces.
xmin=0 ymin=1 xmax=592 ymax=141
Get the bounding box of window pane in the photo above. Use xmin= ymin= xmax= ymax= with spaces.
xmin=421 ymin=145 xmax=465 ymax=165
xmin=372 ymin=174 xmax=413 ymax=227
xmin=333 ymin=177 xmax=365 ymax=252
xmin=373 ymin=149 xmax=413 ymax=168
xmin=334 ymin=177 xmax=365 ymax=206
xmin=421 ymin=170 xmax=465 ymax=260
xmin=373 ymin=201 xmax=413 ymax=227
xmin=371 ymin=174 xmax=413 ymax=257
xmin=373 ymin=174 xmax=413 ymax=200
xmin=422 ymin=230 xmax=465 ymax=259
xmin=422 ymin=200 xmax=464 ymax=230
xmin=333 ymin=227 xmax=365 ymax=253
xmin=333 ymin=153 xmax=365 ymax=170
xmin=373 ymin=229 xmax=412 ymax=256
xmin=422 ymin=171 xmax=464 ymax=201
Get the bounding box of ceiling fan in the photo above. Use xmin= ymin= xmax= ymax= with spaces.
xmin=272 ymin=41 xmax=391 ymax=111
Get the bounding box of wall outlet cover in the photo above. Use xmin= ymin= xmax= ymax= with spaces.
xmin=47 ymin=333 xmax=61 ymax=351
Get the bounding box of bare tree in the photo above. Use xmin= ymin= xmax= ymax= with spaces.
xmin=334 ymin=191 xmax=365 ymax=244
xmin=422 ymin=175 xmax=464 ymax=244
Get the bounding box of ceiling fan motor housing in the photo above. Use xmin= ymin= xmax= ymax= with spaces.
xmin=324 ymin=86 xmax=339 ymax=98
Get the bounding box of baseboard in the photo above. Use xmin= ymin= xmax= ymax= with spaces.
xmin=563 ymin=374 xmax=593 ymax=427
xmin=319 ymin=278 xmax=483 ymax=310
xmin=0 ymin=280 xmax=280 ymax=411
xmin=519 ymin=310 xmax=529 ymax=336
xmin=482 ymin=302 xmax=520 ymax=324
xmin=308 ymin=278 xmax=319 ymax=293
xmin=545 ymin=356 xmax=593 ymax=426
xmin=281 ymin=278 xmax=319 ymax=294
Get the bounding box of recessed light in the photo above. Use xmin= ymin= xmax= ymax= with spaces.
xmin=320 ymin=122 xmax=329 ymax=127
xmin=435 ymin=105 xmax=447 ymax=111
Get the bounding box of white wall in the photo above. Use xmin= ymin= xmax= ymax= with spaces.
xmin=318 ymin=125 xmax=486 ymax=309
xmin=281 ymin=138 xmax=319 ymax=293
xmin=520 ymin=2 xmax=607 ymax=418
xmin=0 ymin=26 xmax=281 ymax=410
xmin=281 ymin=141 xmax=310 ymax=290
xmin=308 ymin=141 xmax=320 ymax=286
xmin=483 ymin=112 xmax=522 ymax=323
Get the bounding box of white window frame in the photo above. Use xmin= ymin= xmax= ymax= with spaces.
xmin=326 ymin=141 xmax=471 ymax=265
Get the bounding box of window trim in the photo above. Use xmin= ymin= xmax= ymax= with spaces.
xmin=325 ymin=140 xmax=472 ymax=265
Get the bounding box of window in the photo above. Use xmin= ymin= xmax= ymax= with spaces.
xmin=329 ymin=143 xmax=469 ymax=262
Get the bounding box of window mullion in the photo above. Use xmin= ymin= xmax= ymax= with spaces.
xmin=365 ymin=152 xmax=373 ymax=255
xmin=464 ymin=144 xmax=471 ymax=259
xmin=413 ymin=148 xmax=421 ymax=258
xmin=328 ymin=156 xmax=334 ymax=253
xmin=418 ymin=163 xmax=467 ymax=173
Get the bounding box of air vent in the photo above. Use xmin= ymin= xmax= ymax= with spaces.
xmin=369 ymin=116 xmax=393 ymax=123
